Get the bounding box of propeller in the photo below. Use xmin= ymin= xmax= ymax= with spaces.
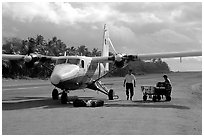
xmin=106 ymin=35 xmax=139 ymax=68
xmin=23 ymin=38 xmax=51 ymax=68
xmin=109 ymin=53 xmax=139 ymax=68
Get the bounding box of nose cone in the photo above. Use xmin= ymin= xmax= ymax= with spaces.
xmin=50 ymin=64 xmax=79 ymax=85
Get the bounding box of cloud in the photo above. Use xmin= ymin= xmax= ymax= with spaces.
xmin=139 ymin=12 xmax=163 ymax=23
xmin=2 ymin=2 xmax=202 ymax=71
xmin=152 ymin=29 xmax=193 ymax=44
xmin=170 ymin=3 xmax=202 ymax=23
xmin=2 ymin=2 xmax=119 ymax=25
xmin=3 ymin=2 xmax=202 ymax=31
xmin=3 ymin=2 xmax=202 ymax=52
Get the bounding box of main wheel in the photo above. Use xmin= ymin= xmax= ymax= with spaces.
xmin=157 ymin=95 xmax=161 ymax=101
xmin=52 ymin=89 xmax=59 ymax=100
xmin=166 ymin=96 xmax=171 ymax=101
xmin=153 ymin=96 xmax=157 ymax=102
xmin=108 ymin=89 xmax=114 ymax=100
xmin=61 ymin=92 xmax=68 ymax=104
xmin=143 ymin=95 xmax=147 ymax=101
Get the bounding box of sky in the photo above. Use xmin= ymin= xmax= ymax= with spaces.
xmin=2 ymin=2 xmax=202 ymax=71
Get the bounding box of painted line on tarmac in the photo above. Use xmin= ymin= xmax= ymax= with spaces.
xmin=3 ymin=83 xmax=50 ymax=88
xmin=2 ymin=86 xmax=41 ymax=91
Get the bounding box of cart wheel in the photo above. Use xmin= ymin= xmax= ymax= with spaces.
xmin=143 ymin=95 xmax=147 ymax=101
xmin=153 ymin=96 xmax=157 ymax=102
xmin=166 ymin=96 xmax=171 ymax=101
xmin=157 ymin=95 xmax=161 ymax=101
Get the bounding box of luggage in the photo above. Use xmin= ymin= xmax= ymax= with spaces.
xmin=94 ymin=100 xmax=104 ymax=107
xmin=73 ymin=99 xmax=87 ymax=107
xmin=73 ymin=99 xmax=104 ymax=107
xmin=86 ymin=100 xmax=104 ymax=107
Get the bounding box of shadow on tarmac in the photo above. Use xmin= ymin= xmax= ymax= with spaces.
xmin=105 ymin=102 xmax=190 ymax=110
xmin=2 ymin=97 xmax=70 ymax=110
xmin=2 ymin=97 xmax=190 ymax=110
xmin=2 ymin=96 xmax=106 ymax=110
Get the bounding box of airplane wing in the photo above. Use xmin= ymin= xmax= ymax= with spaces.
xmin=2 ymin=54 xmax=25 ymax=60
xmin=2 ymin=53 xmax=66 ymax=61
xmin=2 ymin=53 xmax=96 ymax=65
xmin=137 ymin=51 xmax=202 ymax=60
xmin=91 ymin=51 xmax=202 ymax=63
xmin=91 ymin=56 xmax=113 ymax=63
xmin=90 ymin=50 xmax=202 ymax=69
xmin=2 ymin=53 xmax=61 ymax=66
xmin=2 ymin=54 xmax=90 ymax=61
xmin=2 ymin=50 xmax=202 ymax=67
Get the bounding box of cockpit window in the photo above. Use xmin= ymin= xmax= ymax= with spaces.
xmin=56 ymin=59 xmax=66 ymax=64
xmin=56 ymin=58 xmax=80 ymax=65
xmin=67 ymin=59 xmax=80 ymax=65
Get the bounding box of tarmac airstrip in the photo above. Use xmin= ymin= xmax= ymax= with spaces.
xmin=2 ymin=72 xmax=202 ymax=135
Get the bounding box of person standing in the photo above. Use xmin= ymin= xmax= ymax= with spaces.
xmin=123 ymin=69 xmax=136 ymax=100
xmin=163 ymin=74 xmax=172 ymax=89
xmin=163 ymin=74 xmax=172 ymax=95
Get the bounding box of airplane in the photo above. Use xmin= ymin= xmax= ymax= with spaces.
xmin=2 ymin=24 xmax=202 ymax=104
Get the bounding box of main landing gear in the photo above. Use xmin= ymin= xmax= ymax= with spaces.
xmin=52 ymin=88 xmax=68 ymax=104
xmin=108 ymin=89 xmax=114 ymax=100
xmin=95 ymin=81 xmax=119 ymax=100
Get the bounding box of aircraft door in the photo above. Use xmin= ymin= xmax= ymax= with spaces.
xmin=79 ymin=59 xmax=86 ymax=73
xmin=81 ymin=60 xmax=85 ymax=69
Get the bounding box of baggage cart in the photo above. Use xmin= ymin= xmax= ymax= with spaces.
xmin=141 ymin=82 xmax=171 ymax=102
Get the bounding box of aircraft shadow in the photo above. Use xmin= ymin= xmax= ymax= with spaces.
xmin=2 ymin=96 xmax=107 ymax=110
xmin=2 ymin=97 xmax=190 ymax=110
xmin=2 ymin=97 xmax=73 ymax=110
xmin=105 ymin=100 xmax=190 ymax=110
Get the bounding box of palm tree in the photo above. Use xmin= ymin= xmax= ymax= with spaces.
xmin=91 ymin=48 xmax=101 ymax=56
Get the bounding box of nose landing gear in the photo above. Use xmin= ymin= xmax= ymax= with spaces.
xmin=52 ymin=89 xmax=59 ymax=100
xmin=52 ymin=88 xmax=68 ymax=104
xmin=61 ymin=91 xmax=68 ymax=104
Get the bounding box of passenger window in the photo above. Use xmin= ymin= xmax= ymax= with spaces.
xmin=81 ymin=60 xmax=84 ymax=68
xmin=67 ymin=59 xmax=80 ymax=65
xmin=56 ymin=59 xmax=66 ymax=64
xmin=89 ymin=63 xmax=98 ymax=70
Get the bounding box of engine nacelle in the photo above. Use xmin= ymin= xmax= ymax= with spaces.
xmin=115 ymin=54 xmax=123 ymax=62
xmin=24 ymin=54 xmax=40 ymax=68
xmin=24 ymin=55 xmax=32 ymax=62
xmin=114 ymin=60 xmax=125 ymax=68
xmin=114 ymin=53 xmax=126 ymax=68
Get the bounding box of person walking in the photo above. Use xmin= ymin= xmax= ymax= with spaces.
xmin=123 ymin=69 xmax=136 ymax=100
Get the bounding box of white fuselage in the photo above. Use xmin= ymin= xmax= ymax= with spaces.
xmin=50 ymin=56 xmax=105 ymax=90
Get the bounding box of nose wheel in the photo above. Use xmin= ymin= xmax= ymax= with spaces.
xmin=52 ymin=89 xmax=59 ymax=100
xmin=61 ymin=91 xmax=68 ymax=104
xmin=52 ymin=89 xmax=68 ymax=104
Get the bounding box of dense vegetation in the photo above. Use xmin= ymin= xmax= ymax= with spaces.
xmin=2 ymin=35 xmax=170 ymax=79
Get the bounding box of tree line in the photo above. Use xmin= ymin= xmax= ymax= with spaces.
xmin=2 ymin=35 xmax=170 ymax=79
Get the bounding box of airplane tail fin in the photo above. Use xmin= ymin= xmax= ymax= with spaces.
xmin=102 ymin=24 xmax=118 ymax=72
xmin=102 ymin=24 xmax=110 ymax=71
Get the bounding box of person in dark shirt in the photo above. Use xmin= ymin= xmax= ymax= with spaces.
xmin=163 ymin=74 xmax=172 ymax=95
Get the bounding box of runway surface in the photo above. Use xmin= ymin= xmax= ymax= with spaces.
xmin=2 ymin=72 xmax=202 ymax=135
